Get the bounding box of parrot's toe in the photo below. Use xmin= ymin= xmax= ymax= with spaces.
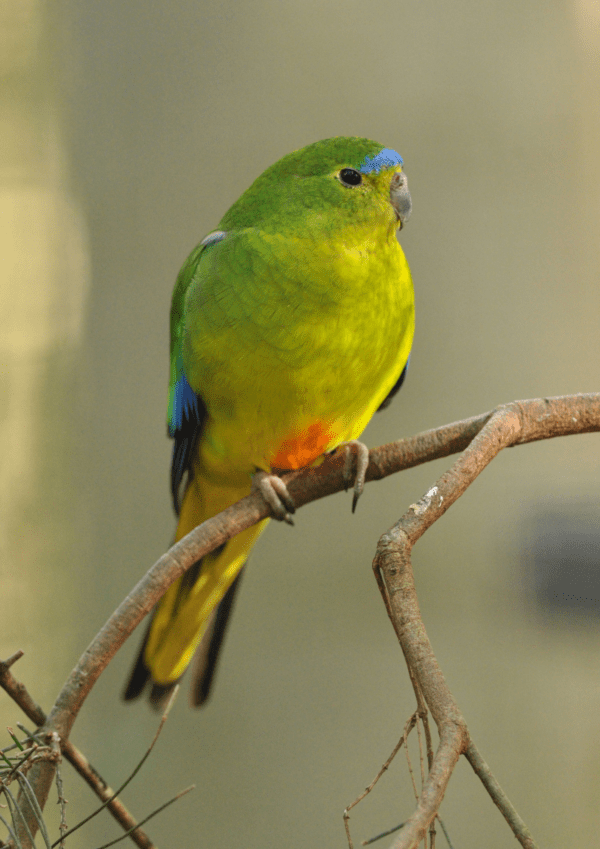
xmin=253 ymin=470 xmax=296 ymax=525
xmin=342 ymin=440 xmax=370 ymax=513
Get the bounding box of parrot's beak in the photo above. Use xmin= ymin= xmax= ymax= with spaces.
xmin=390 ymin=171 xmax=412 ymax=229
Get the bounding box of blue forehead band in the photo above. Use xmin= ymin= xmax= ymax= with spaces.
xmin=359 ymin=148 xmax=404 ymax=173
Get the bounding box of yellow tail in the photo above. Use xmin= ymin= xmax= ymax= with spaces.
xmin=143 ymin=472 xmax=268 ymax=687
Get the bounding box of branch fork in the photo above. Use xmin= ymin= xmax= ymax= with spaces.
xmin=1 ymin=394 xmax=598 ymax=848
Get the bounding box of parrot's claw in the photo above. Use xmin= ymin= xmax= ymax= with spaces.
xmin=252 ymin=471 xmax=296 ymax=525
xmin=342 ymin=440 xmax=370 ymax=513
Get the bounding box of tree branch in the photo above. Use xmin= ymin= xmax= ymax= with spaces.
xmin=368 ymin=399 xmax=589 ymax=848
xmin=7 ymin=393 xmax=599 ymax=846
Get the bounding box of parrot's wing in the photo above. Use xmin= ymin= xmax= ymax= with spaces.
xmin=167 ymin=231 xmax=246 ymax=707
xmin=167 ymin=232 xmax=227 ymax=512
xmin=124 ymin=231 xmax=234 ymax=705
xmin=169 ymin=374 xmax=206 ymax=514
xmin=377 ymin=356 xmax=410 ymax=412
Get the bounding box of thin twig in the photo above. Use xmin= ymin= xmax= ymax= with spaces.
xmin=416 ymin=719 xmax=425 ymax=795
xmin=428 ymin=814 xmax=435 ymax=849
xmin=362 ymin=822 xmax=406 ymax=845
xmin=50 ymin=734 xmax=67 ymax=849
xmin=414 ymin=719 xmax=431 ymax=849
xmin=91 ymin=785 xmax=195 ymax=849
xmin=464 ymin=741 xmax=536 ymax=848
xmin=420 ymin=711 xmax=434 ymax=774
xmin=344 ymin=714 xmax=417 ymax=849
xmin=364 ymin=816 xmax=452 ymax=849
xmin=51 ymin=686 xmax=179 ymax=848
xmin=1 ymin=655 xmax=24 ymax=672
xmin=403 ymin=715 xmax=419 ymax=804
xmin=436 ymin=817 xmax=454 ymax=849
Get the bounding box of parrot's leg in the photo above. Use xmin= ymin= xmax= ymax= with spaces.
xmin=342 ymin=440 xmax=370 ymax=513
xmin=252 ymin=470 xmax=296 ymax=525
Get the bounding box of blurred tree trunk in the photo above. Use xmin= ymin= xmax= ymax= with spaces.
xmin=0 ymin=1 xmax=89 ymax=707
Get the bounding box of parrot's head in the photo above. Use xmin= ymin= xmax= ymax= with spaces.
xmin=219 ymin=137 xmax=412 ymax=241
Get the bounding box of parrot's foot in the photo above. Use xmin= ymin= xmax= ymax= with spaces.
xmin=342 ymin=440 xmax=370 ymax=513
xmin=252 ymin=471 xmax=296 ymax=525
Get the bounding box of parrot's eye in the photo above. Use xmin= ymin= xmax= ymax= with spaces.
xmin=338 ymin=168 xmax=363 ymax=187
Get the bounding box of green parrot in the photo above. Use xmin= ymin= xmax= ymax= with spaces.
xmin=124 ymin=136 xmax=414 ymax=706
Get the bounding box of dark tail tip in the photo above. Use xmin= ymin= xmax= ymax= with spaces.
xmin=123 ymin=646 xmax=151 ymax=701
xmin=122 ymin=620 xmax=152 ymax=701
xmin=123 ymin=618 xmax=181 ymax=709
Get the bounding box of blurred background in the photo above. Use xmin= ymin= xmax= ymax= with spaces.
xmin=1 ymin=0 xmax=599 ymax=846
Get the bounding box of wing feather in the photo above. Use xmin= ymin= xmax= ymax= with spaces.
xmin=167 ymin=233 xmax=227 ymax=512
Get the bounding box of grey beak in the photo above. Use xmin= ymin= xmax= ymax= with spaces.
xmin=390 ymin=171 xmax=412 ymax=228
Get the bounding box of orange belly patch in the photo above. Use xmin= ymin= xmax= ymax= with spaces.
xmin=271 ymin=421 xmax=335 ymax=470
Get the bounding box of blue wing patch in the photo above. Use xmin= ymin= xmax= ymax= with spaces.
xmin=169 ymin=372 xmax=201 ymax=438
xmin=170 ymin=375 xmax=206 ymax=514
xmin=167 ymin=231 xmax=228 ymax=513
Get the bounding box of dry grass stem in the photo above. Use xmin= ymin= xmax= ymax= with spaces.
xmin=0 ymin=657 xmax=155 ymax=849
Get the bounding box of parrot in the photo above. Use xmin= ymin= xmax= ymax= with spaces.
xmin=123 ymin=136 xmax=415 ymax=707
